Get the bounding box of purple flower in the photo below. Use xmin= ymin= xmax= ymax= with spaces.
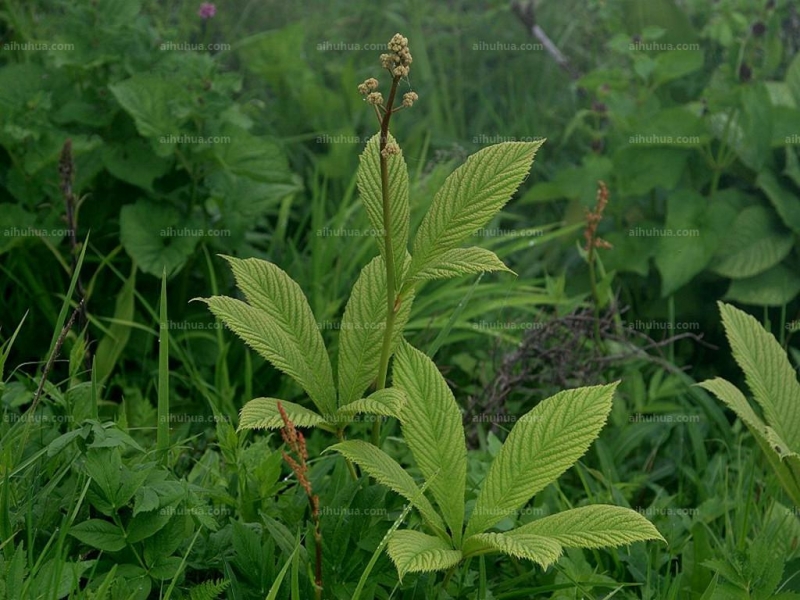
xmin=198 ymin=2 xmax=216 ymax=19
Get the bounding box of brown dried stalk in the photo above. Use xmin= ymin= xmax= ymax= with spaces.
xmin=277 ymin=401 xmax=322 ymax=599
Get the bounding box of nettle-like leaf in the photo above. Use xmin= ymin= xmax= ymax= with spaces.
xmin=462 ymin=532 xmax=562 ymax=569
xmin=357 ymin=133 xmax=409 ymax=285
xmin=394 ymin=340 xmax=467 ymax=545
xmin=198 ymin=256 xmax=337 ymax=416
xmin=337 ymin=388 xmax=407 ymax=421
xmin=699 ymin=302 xmax=800 ymax=505
xmin=466 ymin=383 xmax=618 ymax=537
xmin=238 ymin=398 xmax=327 ymax=431
xmin=326 ymin=440 xmax=448 ymax=536
xmin=337 ymin=255 xmax=414 ymax=406
xmin=387 ymin=530 xmax=462 ymax=581
xmin=407 ymin=247 xmax=514 ymax=283
xmin=408 ymin=140 xmax=543 ymax=283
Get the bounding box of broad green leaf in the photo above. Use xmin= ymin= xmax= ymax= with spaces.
xmin=652 ymin=49 xmax=704 ymax=85
xmin=126 ymin=510 xmax=172 ymax=544
xmin=337 ymin=388 xmax=407 ymax=420
xmin=394 ymin=340 xmax=467 ymax=544
xmin=102 ymin=140 xmax=172 ymax=193
xmin=466 ymin=383 xmax=617 ymax=537
xmin=717 ymin=302 xmax=800 ymax=452
xmin=326 ymin=440 xmax=447 ymax=535
xmin=203 ymin=256 xmax=336 ymax=415
xmin=408 ymin=247 xmax=514 ymax=283
xmin=120 ymin=199 xmax=202 ymax=277
xmin=337 ymin=256 xmax=414 ymax=406
xmin=758 ymin=170 xmax=800 ymax=235
xmin=463 ymin=532 xmax=562 ymax=568
xmin=387 ymin=530 xmax=462 ymax=580
xmin=409 ymin=141 xmax=543 ymax=281
xmin=737 ymin=84 xmax=773 ymax=171
xmin=613 ymin=147 xmax=688 ymax=197
xmin=238 ymin=398 xmax=326 ymax=430
xmin=357 ymin=133 xmax=409 ymax=285
xmin=212 ymin=126 xmax=293 ymax=183
xmin=94 ymin=265 xmax=136 ymax=384
xmin=109 ymin=75 xmax=184 ymax=140
xmin=710 ymin=205 xmax=793 ymax=279
xmin=512 ymin=505 xmax=665 ymax=548
xmin=724 ymin=264 xmax=800 ymax=307
xmin=655 ymin=190 xmax=734 ymax=296
xmin=69 ymin=519 xmax=127 ymax=552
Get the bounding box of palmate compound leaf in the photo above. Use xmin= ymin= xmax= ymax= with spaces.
xmin=465 ymin=383 xmax=618 ymax=538
xmin=326 ymin=440 xmax=448 ymax=536
xmin=462 ymin=505 xmax=664 ymax=568
xmin=197 ymin=257 xmax=336 ymax=416
xmin=408 ymin=141 xmax=544 ymax=283
xmin=337 ymin=255 xmax=414 ymax=407
xmin=393 ymin=340 xmax=467 ymax=545
xmin=406 ymin=247 xmax=514 ymax=284
xmin=357 ymin=133 xmax=409 ymax=286
xmin=716 ymin=301 xmax=800 ymax=452
xmin=387 ymin=530 xmax=462 ymax=581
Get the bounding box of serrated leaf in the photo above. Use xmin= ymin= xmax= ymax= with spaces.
xmin=758 ymin=170 xmax=800 ymax=235
xmin=238 ymin=397 xmax=326 ymax=430
xmin=512 ymin=505 xmax=665 ymax=548
xmin=717 ymin=302 xmax=800 ymax=452
xmin=326 ymin=440 xmax=447 ymax=535
xmin=109 ymin=74 xmax=184 ymax=139
xmin=466 ymin=383 xmax=617 ymax=537
xmin=68 ymin=519 xmax=127 ymax=552
xmin=408 ymin=247 xmax=514 ymax=283
xmin=387 ymin=530 xmax=462 ymax=580
xmin=337 ymin=255 xmax=414 ymax=406
xmin=697 ymin=377 xmax=767 ymax=437
xmin=463 ymin=532 xmax=562 ymax=568
xmin=357 ymin=133 xmax=409 ymax=285
xmin=394 ymin=340 xmax=467 ymax=544
xmin=409 ymin=141 xmax=543 ymax=281
xmin=710 ymin=205 xmax=793 ymax=279
xmin=337 ymin=388 xmax=407 ymax=420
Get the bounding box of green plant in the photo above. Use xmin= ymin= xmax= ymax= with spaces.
xmin=700 ymin=301 xmax=800 ymax=507
xmin=199 ymin=32 xmax=664 ymax=590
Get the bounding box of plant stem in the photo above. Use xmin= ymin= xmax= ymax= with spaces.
xmin=372 ymin=75 xmax=401 ymax=447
